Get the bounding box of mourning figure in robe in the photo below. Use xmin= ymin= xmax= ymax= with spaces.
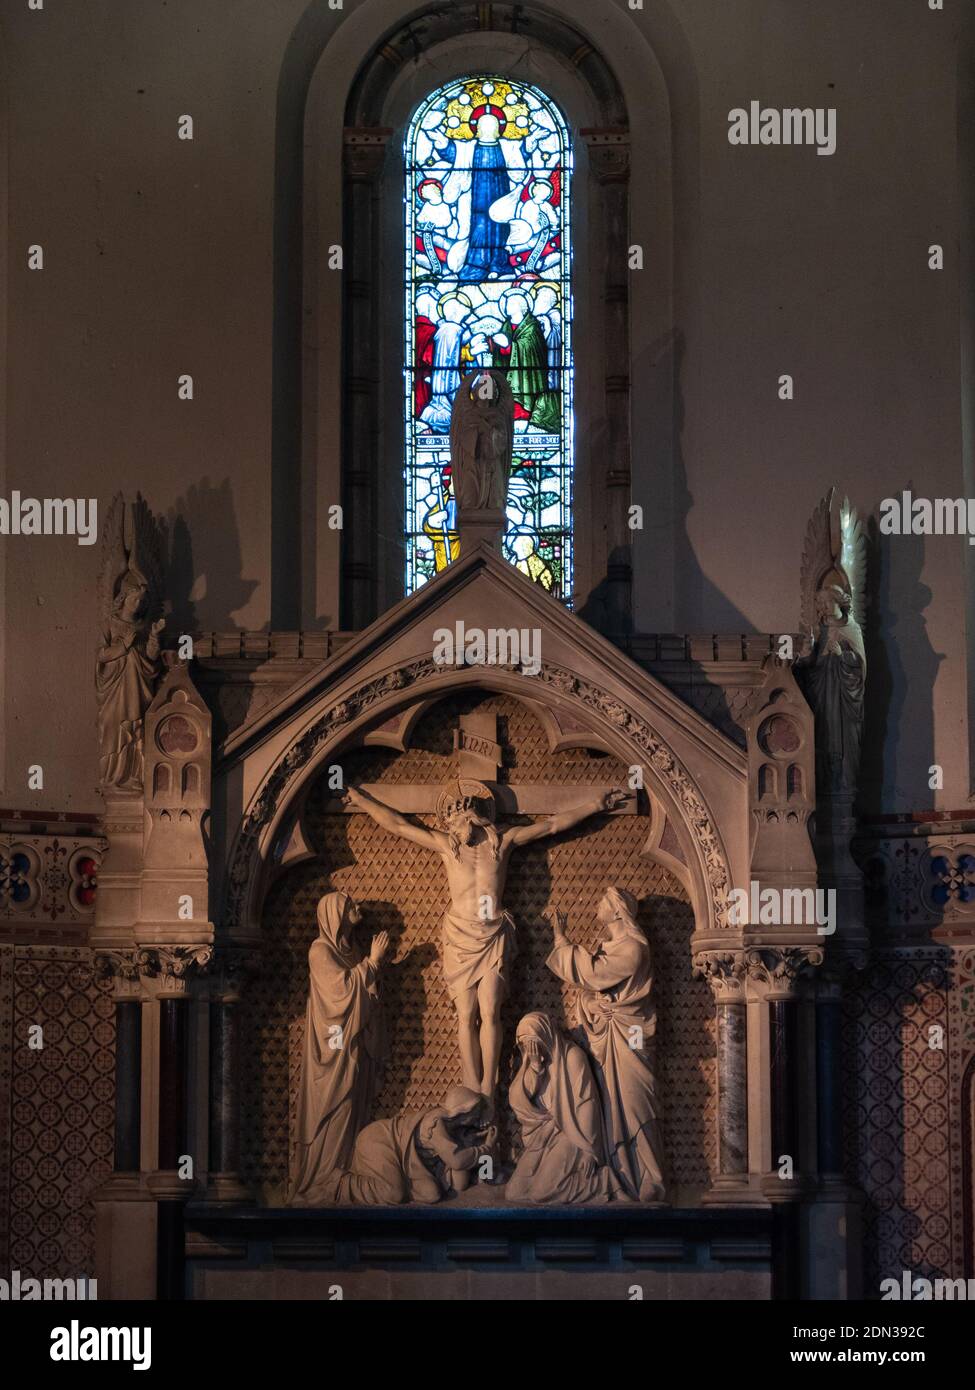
xmin=289 ymin=891 xmax=390 ymax=1207
xmin=546 ymin=887 xmax=666 ymax=1202
xmin=326 ymin=1086 xmax=496 ymax=1205
xmin=506 ymin=1011 xmax=615 ymax=1204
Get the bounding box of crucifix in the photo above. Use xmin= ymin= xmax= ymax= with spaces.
xmin=340 ymin=709 xmax=634 ymax=1103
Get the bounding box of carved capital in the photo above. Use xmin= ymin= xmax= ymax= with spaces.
xmin=744 ymin=945 xmax=824 ymax=997
xmin=93 ymin=949 xmax=144 ymax=1000
xmin=692 ymin=951 xmax=747 ymax=1004
xmin=134 ymin=944 xmax=213 ymax=996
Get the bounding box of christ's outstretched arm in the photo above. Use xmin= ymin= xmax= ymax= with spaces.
xmin=344 ymin=785 xmax=445 ymax=852
xmin=504 ymin=788 xmax=630 ymax=847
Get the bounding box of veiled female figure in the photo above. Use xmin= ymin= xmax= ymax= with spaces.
xmin=95 ymin=579 xmax=164 ymax=788
xmin=546 ymin=888 xmax=666 ymax=1202
xmin=289 ymin=892 xmax=389 ymax=1207
xmin=506 ymin=1011 xmax=614 ymax=1205
xmin=328 ymin=1086 xmax=494 ymax=1205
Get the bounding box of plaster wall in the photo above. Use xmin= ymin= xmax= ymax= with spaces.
xmin=0 ymin=0 xmax=965 ymax=813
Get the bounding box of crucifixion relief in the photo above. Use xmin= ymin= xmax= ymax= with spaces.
xmin=341 ymin=709 xmax=632 ymax=1101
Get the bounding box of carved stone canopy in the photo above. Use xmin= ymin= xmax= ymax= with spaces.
xmin=212 ymin=545 xmax=747 ymax=949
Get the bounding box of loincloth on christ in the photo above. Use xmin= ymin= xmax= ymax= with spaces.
xmin=440 ymin=909 xmax=516 ymax=1000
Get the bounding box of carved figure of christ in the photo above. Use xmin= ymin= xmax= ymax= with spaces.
xmin=343 ymin=781 xmax=628 ymax=1101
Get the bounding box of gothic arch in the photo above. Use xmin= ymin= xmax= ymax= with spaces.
xmin=278 ymin=0 xmax=697 ymax=632
xmin=221 ymin=661 xmax=733 ymax=949
xmin=338 ymin=14 xmax=627 ymax=632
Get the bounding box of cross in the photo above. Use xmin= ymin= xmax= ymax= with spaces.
xmin=326 ymin=710 xmax=637 ymax=816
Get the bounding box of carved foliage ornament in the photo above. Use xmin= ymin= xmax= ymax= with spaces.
xmin=744 ymin=946 xmax=824 ymax=992
xmin=225 ymin=661 xmax=732 ymax=931
xmin=692 ymin=951 xmax=747 ymax=1002
xmin=95 ymin=944 xmax=213 ymax=983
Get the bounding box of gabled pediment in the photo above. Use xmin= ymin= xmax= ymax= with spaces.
xmin=218 ymin=543 xmax=745 ymax=780
xmin=212 ymin=546 xmax=750 ymax=944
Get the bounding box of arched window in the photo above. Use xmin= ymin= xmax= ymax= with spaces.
xmin=404 ymin=75 xmax=573 ymax=600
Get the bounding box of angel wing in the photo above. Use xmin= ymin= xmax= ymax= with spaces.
xmin=799 ymin=488 xmax=834 ymax=637
xmin=838 ymin=496 xmax=867 ymax=632
xmin=97 ymin=492 xmax=128 ymax=642
xmin=130 ymin=493 xmax=165 ymax=625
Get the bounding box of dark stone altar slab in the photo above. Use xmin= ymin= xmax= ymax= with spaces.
xmin=180 ymin=1204 xmax=775 ymax=1301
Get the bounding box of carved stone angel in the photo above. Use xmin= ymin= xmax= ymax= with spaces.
xmin=95 ymin=493 xmax=166 ymax=789
xmin=796 ymin=488 xmax=867 ymax=797
xmin=449 ymin=368 xmax=514 ymax=513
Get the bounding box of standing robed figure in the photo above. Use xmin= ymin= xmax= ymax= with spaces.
xmin=289 ymin=891 xmax=390 ymax=1206
xmin=546 ymin=887 xmax=666 ymax=1202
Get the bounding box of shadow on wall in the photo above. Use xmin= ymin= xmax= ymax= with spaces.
xmin=165 ymin=478 xmax=261 ymax=633
xmin=859 ymin=505 xmax=942 ymax=814
xmin=583 ymin=326 xmax=756 ymax=635
xmin=667 ymin=327 xmax=756 ymax=634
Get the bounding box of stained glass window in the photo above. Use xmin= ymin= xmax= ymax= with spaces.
xmin=404 ymin=76 xmax=573 ymax=599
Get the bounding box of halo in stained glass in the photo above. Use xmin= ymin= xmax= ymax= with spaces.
xmin=404 ymin=75 xmax=573 ymax=600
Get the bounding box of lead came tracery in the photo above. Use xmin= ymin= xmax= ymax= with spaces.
xmin=404 ymin=76 xmax=574 ymax=599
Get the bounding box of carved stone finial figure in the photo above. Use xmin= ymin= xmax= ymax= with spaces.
xmin=449 ymin=368 xmax=514 ymax=513
xmin=546 ymin=888 xmax=666 ymax=1202
xmin=796 ymin=488 xmax=867 ymax=796
xmin=95 ymin=492 xmax=166 ymax=790
xmin=506 ymin=1011 xmax=615 ymax=1204
xmin=325 ymin=1085 xmax=495 ymax=1205
xmin=289 ymin=892 xmax=391 ymax=1207
xmin=344 ymin=780 xmax=630 ymax=1101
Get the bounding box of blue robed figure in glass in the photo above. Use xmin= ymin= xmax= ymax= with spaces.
xmin=455 ymin=105 xmax=513 ymax=282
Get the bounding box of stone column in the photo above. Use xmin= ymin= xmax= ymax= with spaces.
xmin=694 ymin=952 xmax=750 ymax=1203
xmin=581 ymin=128 xmax=631 ymax=637
xmin=745 ymin=947 xmax=822 ymax=1300
xmin=137 ymin=946 xmax=211 ymax=1301
xmin=769 ymin=994 xmax=799 ymax=1175
xmin=141 ymin=945 xmax=212 ymax=1196
xmin=746 ymin=946 xmax=822 ymax=1202
xmin=342 ymin=127 xmax=391 ymax=631
xmin=114 ymin=999 xmax=142 ymax=1172
xmin=206 ymin=951 xmax=258 ymax=1202
xmin=157 ymin=996 xmax=188 ymax=1172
